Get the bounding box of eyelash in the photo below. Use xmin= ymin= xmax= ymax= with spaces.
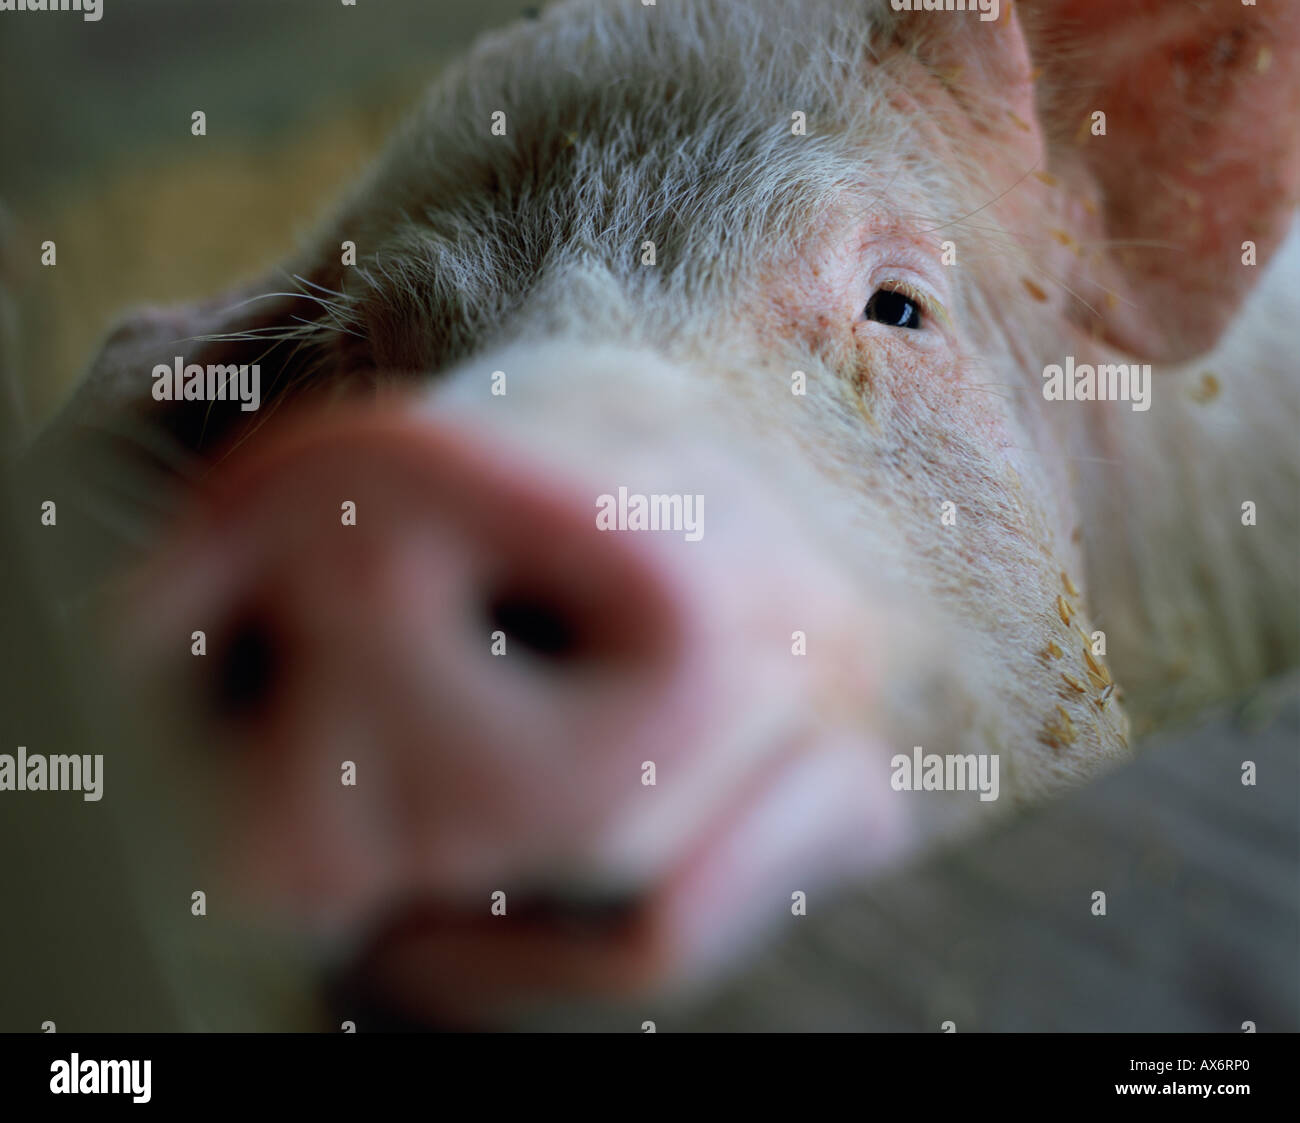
xmin=862 ymin=278 xmax=948 ymax=333
xmin=876 ymin=278 xmax=930 ymax=311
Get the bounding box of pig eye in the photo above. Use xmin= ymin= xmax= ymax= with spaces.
xmin=864 ymin=287 xmax=923 ymax=330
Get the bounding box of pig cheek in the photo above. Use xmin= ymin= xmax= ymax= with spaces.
xmin=854 ymin=331 xmax=1017 ymax=459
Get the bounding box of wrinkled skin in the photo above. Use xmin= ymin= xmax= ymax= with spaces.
xmin=22 ymin=0 xmax=1300 ymax=1023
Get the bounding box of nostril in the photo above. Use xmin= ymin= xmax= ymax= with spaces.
xmin=212 ymin=611 xmax=282 ymax=720
xmin=486 ymin=590 xmax=585 ymax=661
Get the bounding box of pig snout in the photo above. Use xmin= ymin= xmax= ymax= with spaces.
xmin=116 ymin=372 xmax=905 ymax=1022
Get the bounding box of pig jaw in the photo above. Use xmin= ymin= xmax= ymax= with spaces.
xmin=347 ymin=740 xmax=910 ymax=1024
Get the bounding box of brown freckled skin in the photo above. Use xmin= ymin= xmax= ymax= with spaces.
xmin=1188 ymin=371 xmax=1221 ymax=404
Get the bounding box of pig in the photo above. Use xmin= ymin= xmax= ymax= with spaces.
xmin=18 ymin=0 xmax=1300 ymax=1027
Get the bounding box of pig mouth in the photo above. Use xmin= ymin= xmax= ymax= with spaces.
xmin=330 ymin=818 xmax=745 ymax=1026
xmin=328 ymin=735 xmax=888 ymax=1028
xmin=333 ymin=890 xmax=656 ymax=1028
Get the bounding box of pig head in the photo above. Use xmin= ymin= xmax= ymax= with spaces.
xmin=24 ymin=0 xmax=1300 ymax=1023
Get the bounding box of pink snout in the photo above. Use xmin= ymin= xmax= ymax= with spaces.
xmin=120 ymin=402 xmax=904 ymax=1021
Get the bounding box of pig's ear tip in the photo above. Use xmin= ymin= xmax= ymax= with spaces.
xmin=100 ymin=305 xmax=183 ymax=346
xmin=1097 ymin=318 xmax=1216 ymax=369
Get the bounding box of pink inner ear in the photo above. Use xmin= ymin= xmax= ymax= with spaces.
xmin=1021 ymin=0 xmax=1300 ymax=363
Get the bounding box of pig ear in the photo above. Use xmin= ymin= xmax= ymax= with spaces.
xmin=33 ymin=268 xmax=351 ymax=456
xmin=1020 ymin=0 xmax=1300 ymax=362
xmin=18 ymin=270 xmax=353 ymax=592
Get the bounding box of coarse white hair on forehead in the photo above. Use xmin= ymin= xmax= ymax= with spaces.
xmin=315 ymin=0 xmax=981 ymax=371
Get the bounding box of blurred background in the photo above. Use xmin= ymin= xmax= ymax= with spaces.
xmin=1 ymin=0 xmax=1296 ymax=1033
xmin=0 ymin=0 xmax=543 ymax=1034
xmin=0 ymin=0 xmax=536 ymax=428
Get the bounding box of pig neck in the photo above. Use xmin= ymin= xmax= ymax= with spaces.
xmin=1061 ymin=229 xmax=1300 ymax=737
